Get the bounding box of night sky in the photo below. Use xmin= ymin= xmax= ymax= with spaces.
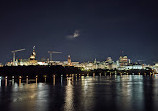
xmin=0 ymin=0 xmax=158 ymax=64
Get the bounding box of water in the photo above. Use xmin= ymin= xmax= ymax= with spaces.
xmin=0 ymin=75 xmax=158 ymax=111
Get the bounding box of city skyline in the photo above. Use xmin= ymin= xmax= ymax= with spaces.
xmin=0 ymin=46 xmax=156 ymax=65
xmin=0 ymin=47 xmax=137 ymax=63
xmin=0 ymin=0 xmax=158 ymax=64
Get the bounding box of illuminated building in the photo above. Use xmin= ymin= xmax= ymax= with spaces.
xmin=153 ymin=63 xmax=158 ymax=73
xmin=119 ymin=56 xmax=130 ymax=66
xmin=106 ymin=57 xmax=113 ymax=69
xmin=6 ymin=46 xmax=38 ymax=66
xmin=106 ymin=57 xmax=113 ymax=63
xmin=0 ymin=63 xmax=3 ymax=67
xmin=71 ymin=62 xmax=80 ymax=67
xmin=4 ymin=47 xmax=154 ymax=71
xmin=28 ymin=46 xmax=38 ymax=65
xmin=123 ymin=65 xmax=143 ymax=70
xmin=67 ymin=55 xmax=72 ymax=66
xmin=30 ymin=46 xmax=36 ymax=60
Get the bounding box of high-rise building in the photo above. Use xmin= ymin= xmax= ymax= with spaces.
xmin=119 ymin=56 xmax=129 ymax=66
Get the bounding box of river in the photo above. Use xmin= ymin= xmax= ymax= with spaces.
xmin=0 ymin=75 xmax=158 ymax=111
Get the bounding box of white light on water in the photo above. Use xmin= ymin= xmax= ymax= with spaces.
xmin=0 ymin=78 xmax=1 ymax=87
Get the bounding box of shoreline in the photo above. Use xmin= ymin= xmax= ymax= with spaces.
xmin=0 ymin=65 xmax=154 ymax=78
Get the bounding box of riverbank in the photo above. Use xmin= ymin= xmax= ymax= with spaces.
xmin=0 ymin=65 xmax=154 ymax=78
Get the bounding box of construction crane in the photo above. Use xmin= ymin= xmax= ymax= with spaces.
xmin=11 ymin=49 xmax=25 ymax=66
xmin=48 ymin=51 xmax=62 ymax=62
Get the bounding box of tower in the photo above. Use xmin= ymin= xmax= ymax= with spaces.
xmin=30 ymin=46 xmax=36 ymax=60
xmin=29 ymin=46 xmax=37 ymax=65
xmin=68 ymin=55 xmax=72 ymax=66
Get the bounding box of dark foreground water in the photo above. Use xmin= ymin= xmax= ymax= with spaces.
xmin=0 ymin=75 xmax=158 ymax=111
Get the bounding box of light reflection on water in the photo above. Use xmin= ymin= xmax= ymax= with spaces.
xmin=0 ymin=75 xmax=158 ymax=111
xmin=64 ymin=78 xmax=74 ymax=111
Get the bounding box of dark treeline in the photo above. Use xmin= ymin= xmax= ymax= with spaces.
xmin=0 ymin=65 xmax=82 ymax=77
xmin=0 ymin=66 xmax=154 ymax=78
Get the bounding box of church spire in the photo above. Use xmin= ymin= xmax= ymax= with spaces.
xmin=30 ymin=46 xmax=36 ymax=60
